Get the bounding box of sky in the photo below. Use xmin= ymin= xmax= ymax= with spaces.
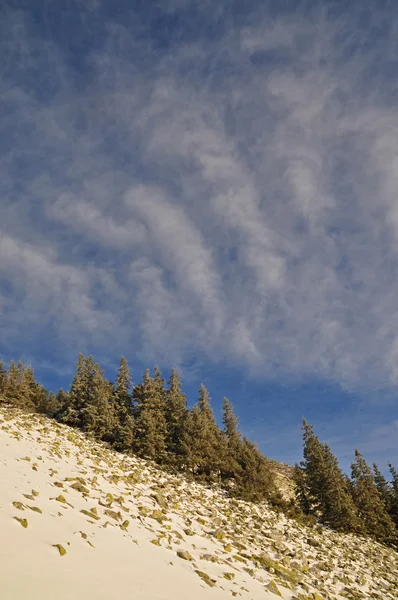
xmin=1 ymin=0 xmax=398 ymax=472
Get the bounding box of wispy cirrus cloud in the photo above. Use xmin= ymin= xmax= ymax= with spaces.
xmin=1 ymin=1 xmax=398 ymax=399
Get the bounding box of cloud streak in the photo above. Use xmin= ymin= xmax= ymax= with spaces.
xmin=2 ymin=1 xmax=398 ymax=393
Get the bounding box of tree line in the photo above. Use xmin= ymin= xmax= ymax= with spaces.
xmin=294 ymin=420 xmax=398 ymax=546
xmin=0 ymin=355 xmax=397 ymax=547
xmin=0 ymin=355 xmax=280 ymax=505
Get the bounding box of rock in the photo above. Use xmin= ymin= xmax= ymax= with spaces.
xmin=306 ymin=538 xmax=321 ymax=548
xmin=53 ymin=544 xmax=67 ymax=556
xmin=80 ymin=509 xmax=100 ymax=521
xmin=195 ymin=570 xmax=217 ymax=587
xmin=104 ymin=509 xmax=122 ymax=522
xmin=267 ymin=580 xmax=283 ymax=597
xmin=177 ymin=550 xmax=194 ymax=561
xmin=213 ymin=528 xmax=226 ymax=541
xmin=14 ymin=517 xmax=28 ymax=528
xmin=152 ymin=492 xmax=167 ymax=508
xmin=55 ymin=495 xmax=67 ymax=504
xmin=200 ymin=553 xmax=219 ymax=563
xmin=150 ymin=539 xmax=161 ymax=546
xmin=150 ymin=509 xmax=164 ymax=523
xmin=70 ymin=481 xmax=89 ymax=494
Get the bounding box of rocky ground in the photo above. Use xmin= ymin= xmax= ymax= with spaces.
xmin=0 ymin=405 xmax=397 ymax=600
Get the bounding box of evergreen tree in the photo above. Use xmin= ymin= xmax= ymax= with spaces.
xmin=298 ymin=420 xmax=360 ymax=532
xmin=164 ymin=368 xmax=188 ymax=466
xmin=3 ymin=360 xmax=22 ymax=406
xmin=0 ymin=360 xmax=6 ymax=395
xmin=56 ymin=354 xmax=87 ymax=428
xmin=19 ymin=364 xmax=43 ymax=410
xmin=133 ymin=368 xmax=167 ymax=462
xmin=55 ymin=389 xmax=69 ymax=414
xmin=56 ymin=355 xmax=115 ymax=440
xmin=111 ymin=356 xmax=134 ymax=451
xmin=232 ymin=437 xmax=278 ymax=503
xmin=223 ymin=397 xmax=240 ymax=445
xmin=2 ymin=361 xmax=42 ymax=411
xmin=293 ymin=463 xmax=312 ymax=515
xmin=222 ymin=397 xmax=242 ymax=478
xmin=388 ymin=463 xmax=398 ymax=527
xmin=351 ymin=450 xmax=396 ymax=544
xmin=81 ymin=360 xmax=115 ymax=440
xmin=373 ymin=463 xmax=393 ymax=514
xmin=184 ymin=384 xmax=227 ymax=479
xmin=36 ymin=390 xmax=62 ymax=417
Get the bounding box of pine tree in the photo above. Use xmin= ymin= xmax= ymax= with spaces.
xmin=298 ymin=420 xmax=360 ymax=532
xmin=36 ymin=390 xmax=62 ymax=417
xmin=293 ymin=463 xmax=312 ymax=515
xmin=133 ymin=368 xmax=167 ymax=462
xmin=184 ymin=384 xmax=227 ymax=479
xmin=56 ymin=355 xmax=115 ymax=440
xmin=373 ymin=463 xmax=393 ymax=514
xmin=164 ymin=368 xmax=188 ymax=466
xmin=2 ymin=361 xmax=41 ymax=411
xmin=388 ymin=463 xmax=398 ymax=527
xmin=56 ymin=354 xmax=87 ymax=428
xmin=351 ymin=450 xmax=397 ymax=544
xmin=3 ymin=360 xmax=22 ymax=406
xmin=222 ymin=397 xmax=242 ymax=479
xmin=111 ymin=356 xmax=134 ymax=451
xmin=223 ymin=398 xmax=240 ymax=445
xmin=0 ymin=360 xmax=6 ymax=396
xmin=231 ymin=437 xmax=278 ymax=503
xmin=19 ymin=364 xmax=43 ymax=410
xmin=81 ymin=360 xmax=115 ymax=440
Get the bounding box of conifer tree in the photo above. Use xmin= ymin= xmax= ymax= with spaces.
xmin=111 ymin=356 xmax=134 ymax=451
xmin=19 ymin=364 xmax=42 ymax=410
xmin=388 ymin=463 xmax=398 ymax=527
xmin=56 ymin=354 xmax=87 ymax=428
xmin=81 ymin=360 xmax=115 ymax=440
xmin=133 ymin=368 xmax=167 ymax=462
xmin=36 ymin=390 xmax=62 ymax=417
xmin=0 ymin=360 xmax=6 ymax=396
xmin=298 ymin=420 xmax=360 ymax=532
xmin=293 ymin=463 xmax=312 ymax=515
xmin=164 ymin=368 xmax=188 ymax=465
xmin=232 ymin=437 xmax=278 ymax=503
xmin=351 ymin=450 xmax=397 ymax=544
xmin=222 ymin=397 xmax=242 ymax=478
xmin=223 ymin=397 xmax=240 ymax=445
xmin=184 ymin=384 xmax=227 ymax=478
xmin=56 ymin=355 xmax=115 ymax=439
xmin=55 ymin=389 xmax=69 ymax=413
xmin=3 ymin=360 xmax=22 ymax=405
xmin=373 ymin=463 xmax=393 ymax=514
xmin=2 ymin=361 xmax=41 ymax=411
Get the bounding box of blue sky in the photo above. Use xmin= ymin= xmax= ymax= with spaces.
xmin=1 ymin=0 xmax=398 ymax=473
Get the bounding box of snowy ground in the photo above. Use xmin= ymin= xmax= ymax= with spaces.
xmin=0 ymin=405 xmax=397 ymax=600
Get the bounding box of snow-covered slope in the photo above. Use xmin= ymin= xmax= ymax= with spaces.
xmin=0 ymin=406 xmax=397 ymax=600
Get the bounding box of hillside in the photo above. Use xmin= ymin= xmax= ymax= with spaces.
xmin=0 ymin=405 xmax=397 ymax=600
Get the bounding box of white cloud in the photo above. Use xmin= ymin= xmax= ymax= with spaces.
xmin=2 ymin=2 xmax=398 ymax=390
xmin=0 ymin=234 xmax=119 ymax=351
xmin=48 ymin=193 xmax=147 ymax=250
